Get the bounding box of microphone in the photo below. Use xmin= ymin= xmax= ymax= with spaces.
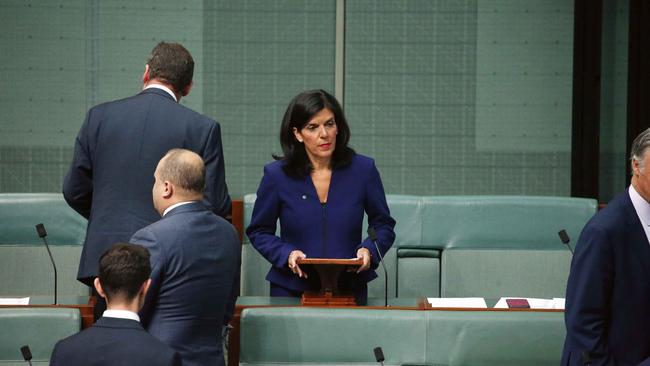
xmin=373 ymin=347 xmax=385 ymax=366
xmin=20 ymin=345 xmax=33 ymax=366
xmin=558 ymin=229 xmax=574 ymax=255
xmin=368 ymin=227 xmax=388 ymax=307
xmin=35 ymin=224 xmax=57 ymax=305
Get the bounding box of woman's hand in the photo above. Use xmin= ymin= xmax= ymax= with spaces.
xmin=287 ymin=250 xmax=308 ymax=278
xmin=356 ymin=248 xmax=371 ymax=273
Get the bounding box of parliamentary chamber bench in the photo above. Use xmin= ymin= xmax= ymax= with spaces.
xmin=0 ymin=193 xmax=598 ymax=365
xmin=235 ymin=194 xmax=597 ymax=366
xmin=0 ymin=194 xmax=90 ymax=365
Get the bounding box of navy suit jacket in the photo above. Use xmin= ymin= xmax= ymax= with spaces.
xmin=63 ymin=88 xmax=231 ymax=285
xmin=246 ymin=154 xmax=396 ymax=293
xmin=49 ymin=316 xmax=181 ymax=366
xmin=130 ymin=202 xmax=240 ymax=366
xmin=562 ymin=191 xmax=650 ymax=366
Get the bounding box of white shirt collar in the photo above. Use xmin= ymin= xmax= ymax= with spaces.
xmin=629 ymin=185 xmax=650 ymax=228
xmin=102 ymin=309 xmax=140 ymax=322
xmin=144 ymin=84 xmax=178 ymax=102
xmin=163 ymin=201 xmax=193 ymax=217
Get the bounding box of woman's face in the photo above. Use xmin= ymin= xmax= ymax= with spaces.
xmin=293 ymin=108 xmax=337 ymax=165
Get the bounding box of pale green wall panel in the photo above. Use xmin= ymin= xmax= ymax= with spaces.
xmin=203 ymin=0 xmax=336 ymax=197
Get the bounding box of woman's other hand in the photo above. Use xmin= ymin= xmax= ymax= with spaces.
xmin=288 ymin=250 xmax=308 ymax=278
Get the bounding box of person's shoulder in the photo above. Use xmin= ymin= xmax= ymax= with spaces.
xmin=263 ymin=160 xmax=287 ymax=176
xmin=350 ymin=153 xmax=374 ymax=167
xmin=585 ymin=191 xmax=631 ymax=231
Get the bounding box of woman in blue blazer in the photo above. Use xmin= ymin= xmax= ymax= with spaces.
xmin=246 ymin=89 xmax=396 ymax=304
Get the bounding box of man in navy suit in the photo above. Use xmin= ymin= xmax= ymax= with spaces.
xmin=62 ymin=42 xmax=231 ymax=303
xmin=50 ymin=243 xmax=181 ymax=366
xmin=131 ymin=149 xmax=240 ymax=366
xmin=562 ymin=128 xmax=650 ymax=366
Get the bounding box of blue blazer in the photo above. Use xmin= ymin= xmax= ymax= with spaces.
xmin=562 ymin=191 xmax=650 ymax=366
xmin=130 ymin=202 xmax=240 ymax=366
xmin=50 ymin=316 xmax=181 ymax=366
xmin=63 ymin=88 xmax=231 ymax=285
xmin=246 ymin=154 xmax=396 ymax=292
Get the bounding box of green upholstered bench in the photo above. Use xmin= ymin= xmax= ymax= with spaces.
xmin=0 ymin=307 xmax=81 ymax=365
xmin=240 ymin=194 xmax=597 ymax=300
xmin=422 ymin=196 xmax=596 ymax=298
xmin=0 ymin=193 xmax=88 ymax=297
xmin=239 ymin=307 xmax=566 ymax=366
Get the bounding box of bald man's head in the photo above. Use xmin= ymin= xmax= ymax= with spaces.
xmin=152 ymin=149 xmax=205 ymax=215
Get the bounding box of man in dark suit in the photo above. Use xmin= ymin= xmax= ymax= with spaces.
xmin=562 ymin=128 xmax=650 ymax=366
xmin=50 ymin=243 xmax=181 ymax=366
xmin=62 ymin=42 xmax=231 ymax=306
xmin=130 ymin=149 xmax=240 ymax=366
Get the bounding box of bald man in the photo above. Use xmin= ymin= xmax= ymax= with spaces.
xmin=130 ymin=149 xmax=240 ymax=366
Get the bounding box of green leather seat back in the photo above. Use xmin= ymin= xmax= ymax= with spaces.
xmin=239 ymin=307 xmax=566 ymax=366
xmin=397 ymin=248 xmax=440 ymax=298
xmin=420 ymin=196 xmax=597 ymax=250
xmin=0 ymin=308 xmax=80 ymax=364
xmin=0 ymin=246 xmax=88 ymax=297
xmin=441 ymin=249 xmax=572 ymax=298
xmin=0 ymin=193 xmax=86 ymax=245
xmin=424 ymin=310 xmax=565 ymax=366
xmin=423 ymin=196 xmax=596 ymax=299
xmin=0 ymin=194 xmax=88 ymax=297
xmin=240 ymin=307 xmax=427 ymax=366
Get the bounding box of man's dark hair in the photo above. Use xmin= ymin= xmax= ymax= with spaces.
xmin=146 ymin=42 xmax=194 ymax=93
xmin=159 ymin=148 xmax=206 ymax=194
xmin=274 ymin=89 xmax=355 ymax=177
xmin=98 ymin=243 xmax=151 ymax=302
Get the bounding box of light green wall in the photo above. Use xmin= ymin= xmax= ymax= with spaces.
xmin=1 ymin=0 xmax=617 ymax=198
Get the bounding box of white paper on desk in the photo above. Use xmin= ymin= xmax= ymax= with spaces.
xmin=427 ymin=297 xmax=487 ymax=308
xmin=552 ymin=298 xmax=565 ymax=309
xmin=494 ymin=297 xmax=563 ymax=309
xmin=0 ymin=297 xmax=30 ymax=305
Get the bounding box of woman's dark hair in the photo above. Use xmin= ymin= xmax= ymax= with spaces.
xmin=274 ymin=89 xmax=355 ymax=177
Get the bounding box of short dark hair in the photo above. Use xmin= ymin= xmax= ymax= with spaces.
xmin=146 ymin=42 xmax=194 ymax=93
xmin=158 ymin=148 xmax=205 ymax=194
xmin=98 ymin=243 xmax=151 ymax=302
xmin=275 ymin=89 xmax=355 ymax=177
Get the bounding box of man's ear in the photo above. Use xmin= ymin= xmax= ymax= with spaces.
xmin=633 ymin=158 xmax=641 ymax=176
xmin=181 ymin=81 xmax=193 ymax=97
xmin=94 ymin=277 xmax=107 ymax=299
xmin=140 ymin=278 xmax=152 ymax=297
xmin=142 ymin=64 xmax=151 ymax=85
xmin=162 ymin=181 xmax=174 ymax=199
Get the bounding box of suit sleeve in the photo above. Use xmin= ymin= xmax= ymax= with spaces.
xmin=246 ymin=166 xmax=299 ymax=269
xmin=564 ymin=225 xmax=615 ymax=366
xmin=130 ymin=228 xmax=165 ymax=327
xmin=62 ymin=110 xmax=94 ymax=219
xmin=358 ymin=160 xmax=396 ymax=269
xmin=224 ymin=225 xmax=241 ymax=325
xmin=202 ymin=121 xmax=231 ymax=218
xmin=49 ymin=341 xmax=63 ymax=366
